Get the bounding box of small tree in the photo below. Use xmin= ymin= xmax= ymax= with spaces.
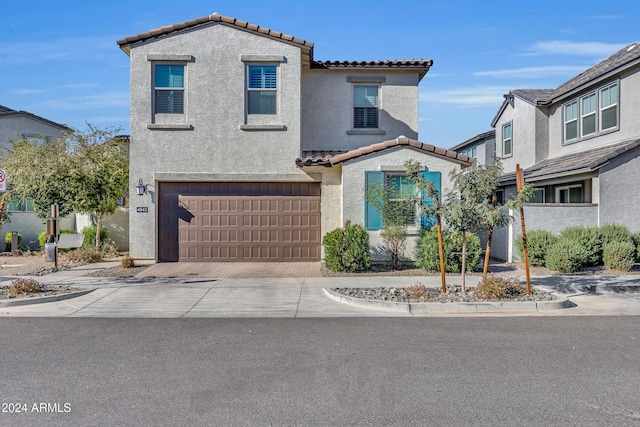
xmin=69 ymin=125 xmax=128 ymax=250
xmin=1 ymin=132 xmax=76 ymax=218
xmin=366 ymin=177 xmax=417 ymax=269
xmin=418 ymin=163 xmax=510 ymax=293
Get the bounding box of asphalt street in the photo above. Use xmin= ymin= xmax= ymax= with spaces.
xmin=1 ymin=317 xmax=639 ymax=426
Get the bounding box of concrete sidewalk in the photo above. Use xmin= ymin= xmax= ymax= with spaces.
xmin=1 ymin=260 xmax=640 ymax=317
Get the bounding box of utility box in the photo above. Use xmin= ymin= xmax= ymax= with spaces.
xmin=44 ymin=242 xmax=57 ymax=262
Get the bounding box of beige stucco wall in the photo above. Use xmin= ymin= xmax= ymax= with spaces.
xmin=128 ymin=23 xmax=309 ymax=259
xmin=301 ymin=70 xmax=420 ymax=151
xmin=341 ymin=147 xmax=464 ymax=261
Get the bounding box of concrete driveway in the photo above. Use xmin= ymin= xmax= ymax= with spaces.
xmin=135 ymin=261 xmax=323 ymax=278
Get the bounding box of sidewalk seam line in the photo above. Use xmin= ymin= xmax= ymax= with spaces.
xmin=64 ymin=287 xmax=120 ymax=316
xmin=180 ymin=286 xmax=215 ymax=318
xmin=294 ymin=278 xmax=306 ymax=318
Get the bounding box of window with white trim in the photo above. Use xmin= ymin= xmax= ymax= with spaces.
xmin=562 ymin=81 xmax=619 ymax=143
xmin=600 ymin=82 xmax=618 ymax=131
xmin=502 ymin=122 xmax=512 ymax=157
xmin=247 ymin=65 xmax=277 ymax=115
xmin=154 ymin=64 xmax=184 ymax=114
xmin=556 ymin=185 xmax=582 ymax=203
xmin=353 ymin=85 xmax=379 ymax=128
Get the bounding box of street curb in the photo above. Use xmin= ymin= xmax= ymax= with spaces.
xmin=0 ymin=289 xmax=94 ymax=308
xmin=322 ymin=288 xmax=571 ymax=313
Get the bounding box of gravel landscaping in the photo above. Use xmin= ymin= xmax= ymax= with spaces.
xmin=332 ymin=285 xmax=556 ymax=303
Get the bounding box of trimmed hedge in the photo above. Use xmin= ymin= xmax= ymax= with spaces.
xmin=603 ymin=241 xmax=636 ymax=271
xmin=415 ymin=227 xmax=481 ymax=273
xmin=515 ymin=229 xmax=558 ymax=267
xmin=322 ymin=221 xmax=372 ymax=272
xmin=545 ymin=239 xmax=587 ymax=273
xmin=558 ymin=226 xmax=602 ymax=266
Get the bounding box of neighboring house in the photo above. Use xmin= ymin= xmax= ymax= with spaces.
xmin=117 ymin=13 xmax=472 ymax=262
xmin=0 ymin=105 xmax=74 ymax=248
xmin=449 ymin=130 xmax=495 ymax=166
xmin=489 ymin=43 xmax=640 ymax=261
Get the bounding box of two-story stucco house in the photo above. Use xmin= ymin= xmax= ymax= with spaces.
xmin=0 ymin=104 xmax=74 ymax=248
xmin=489 ymin=43 xmax=640 ymax=261
xmin=117 ymin=13 xmax=471 ymax=262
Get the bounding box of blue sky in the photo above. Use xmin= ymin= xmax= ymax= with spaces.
xmin=2 ymin=1 xmax=638 ymax=148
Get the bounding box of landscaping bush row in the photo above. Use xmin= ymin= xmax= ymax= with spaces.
xmin=516 ymin=224 xmax=639 ymax=272
xmin=322 ymin=222 xmax=481 ymax=273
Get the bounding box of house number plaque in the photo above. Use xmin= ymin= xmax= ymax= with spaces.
xmin=136 ymin=207 xmax=149 ymax=213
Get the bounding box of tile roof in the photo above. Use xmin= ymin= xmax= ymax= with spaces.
xmin=450 ymin=130 xmax=495 ymax=152
xmin=117 ymin=13 xmax=433 ymax=76
xmin=511 ymin=89 xmax=555 ymax=104
xmin=295 ymin=136 xmax=472 ymax=167
xmin=0 ymin=104 xmax=71 ymax=131
xmin=117 ymin=13 xmax=314 ymax=55
xmin=500 ymin=139 xmax=640 ymax=184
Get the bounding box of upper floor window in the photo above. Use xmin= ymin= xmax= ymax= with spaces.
xmin=460 ymin=146 xmax=477 ymax=158
xmin=600 ymin=82 xmax=618 ymax=131
xmin=154 ymin=64 xmax=184 ymax=114
xmin=22 ymin=134 xmax=49 ymax=145
xmin=563 ymin=81 xmax=619 ymax=143
xmin=502 ymin=122 xmax=512 ymax=157
xmin=248 ymin=65 xmax=277 ymax=115
xmin=353 ymin=85 xmax=379 ymax=128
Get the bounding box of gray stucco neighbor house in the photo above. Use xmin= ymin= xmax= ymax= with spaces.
xmin=486 ymin=42 xmax=640 ymax=261
xmin=0 ymin=105 xmax=73 ymax=248
xmin=117 ymin=12 xmax=471 ymax=262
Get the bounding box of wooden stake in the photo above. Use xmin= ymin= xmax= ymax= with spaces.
xmin=435 ymin=198 xmax=447 ymax=293
xmin=482 ymin=195 xmax=497 ymax=278
xmin=516 ymin=165 xmax=531 ymax=295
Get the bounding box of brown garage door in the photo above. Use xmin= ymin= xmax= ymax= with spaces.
xmin=158 ymin=182 xmax=321 ymax=262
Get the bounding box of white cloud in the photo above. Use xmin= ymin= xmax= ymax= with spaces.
xmin=39 ymin=91 xmax=129 ymax=110
xmin=11 ymin=88 xmax=45 ymax=95
xmin=526 ymin=41 xmax=626 ymax=57
xmin=474 ymin=65 xmax=587 ymax=79
xmin=420 ymin=85 xmax=509 ymax=108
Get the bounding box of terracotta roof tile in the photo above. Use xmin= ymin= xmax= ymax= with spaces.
xmin=117 ymin=13 xmax=315 ymax=53
xmin=295 ymin=136 xmax=471 ymax=168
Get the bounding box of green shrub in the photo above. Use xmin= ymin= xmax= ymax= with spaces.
xmin=66 ymin=246 xmax=103 ymax=263
xmin=599 ymin=224 xmax=633 ymax=246
xmin=633 ymin=232 xmax=640 ymax=262
xmin=38 ymin=229 xmax=77 ymax=248
xmin=81 ymin=225 xmax=109 ymax=248
xmin=322 ymin=221 xmax=372 ymax=272
xmin=558 ymin=226 xmax=602 ymax=266
xmin=4 ymin=232 xmax=21 ymax=252
xmin=475 ymin=275 xmax=524 ymax=300
xmin=515 ymin=229 xmax=558 ymax=267
xmin=545 ymin=239 xmax=587 ymax=273
xmin=415 ymin=227 xmax=482 ymax=273
xmin=9 ymin=278 xmax=44 ymax=296
xmin=603 ymin=241 xmax=636 ymax=271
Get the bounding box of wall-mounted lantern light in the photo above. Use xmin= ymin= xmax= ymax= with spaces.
xmin=136 ymin=179 xmax=147 ymax=196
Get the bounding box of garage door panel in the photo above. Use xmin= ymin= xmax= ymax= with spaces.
xmin=159 ymin=182 xmax=320 ymax=262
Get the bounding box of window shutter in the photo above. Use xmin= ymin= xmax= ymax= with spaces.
xmin=364 ymin=171 xmax=384 ymax=230
xmin=420 ymin=171 xmax=441 ymax=228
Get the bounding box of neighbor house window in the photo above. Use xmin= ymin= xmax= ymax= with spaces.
xmin=530 ymin=188 xmax=545 ymax=203
xmin=353 ymin=85 xmax=379 ymax=128
xmin=248 ymin=65 xmax=277 ymax=114
xmin=7 ymin=198 xmax=34 ymax=212
xmin=556 ymin=185 xmax=582 ymax=203
xmin=563 ymin=81 xmax=619 ymax=143
xmin=460 ymin=146 xmax=477 ymax=158
xmin=502 ymin=122 xmax=512 ymax=156
xmin=581 ymin=93 xmax=597 ymax=136
xmin=564 ymin=101 xmax=578 ymax=141
xmin=22 ymin=134 xmax=49 ymax=145
xmin=154 ymin=64 xmax=184 ymax=114
xmin=600 ymin=82 xmax=618 ymax=131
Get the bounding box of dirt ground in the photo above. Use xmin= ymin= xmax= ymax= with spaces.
xmin=0 ymin=253 xmax=52 ymax=276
